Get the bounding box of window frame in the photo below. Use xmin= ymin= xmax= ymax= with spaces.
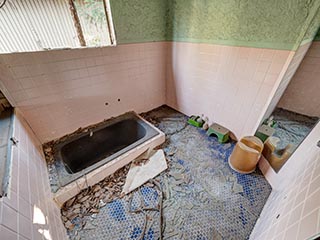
xmin=0 ymin=107 xmax=14 ymax=198
xmin=0 ymin=0 xmax=117 ymax=54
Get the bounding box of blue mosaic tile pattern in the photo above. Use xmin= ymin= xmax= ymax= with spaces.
xmin=76 ymin=106 xmax=272 ymax=240
xmin=79 ymin=186 xmax=161 ymax=240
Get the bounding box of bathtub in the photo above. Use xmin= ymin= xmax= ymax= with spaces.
xmin=52 ymin=112 xmax=165 ymax=206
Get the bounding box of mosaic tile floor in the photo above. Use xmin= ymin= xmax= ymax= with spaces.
xmin=76 ymin=106 xmax=272 ymax=240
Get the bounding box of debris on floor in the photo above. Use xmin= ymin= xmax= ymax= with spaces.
xmin=59 ymin=105 xmax=272 ymax=240
xmin=42 ymin=145 xmax=60 ymax=192
xmin=142 ymin=106 xmax=271 ymax=239
xmin=122 ymin=149 xmax=168 ymax=195
xmin=128 ymin=179 xmax=164 ymax=240
xmin=59 ymin=148 xmax=167 ymax=239
xmin=271 ymin=107 xmax=319 ymax=149
xmin=60 ymin=165 xmax=129 ymax=237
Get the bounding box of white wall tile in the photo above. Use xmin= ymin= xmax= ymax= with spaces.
xmin=166 ymin=42 xmax=292 ymax=139
xmin=0 ymin=225 xmax=18 ymax=240
xmin=1 ymin=203 xmax=18 ymax=232
xmin=0 ymin=112 xmax=67 ymax=239
xmin=278 ymin=41 xmax=320 ymax=117
xmin=262 ymin=42 xmax=312 ymax=120
xmin=284 ymin=222 xmax=299 ymax=240
xmin=18 ymin=214 xmax=32 ymax=240
xmin=250 ymin=122 xmax=320 ymax=240
xmin=297 ymin=210 xmax=319 ymax=240
xmin=0 ymin=42 xmax=167 ymax=143
xmin=302 ymin=189 xmax=320 ymax=218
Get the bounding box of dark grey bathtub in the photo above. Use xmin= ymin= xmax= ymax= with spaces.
xmin=53 ymin=112 xmax=159 ymax=187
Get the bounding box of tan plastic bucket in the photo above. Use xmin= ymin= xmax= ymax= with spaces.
xmin=228 ymin=136 xmax=264 ymax=174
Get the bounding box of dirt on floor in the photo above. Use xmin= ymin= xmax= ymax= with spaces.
xmin=43 ymin=105 xmax=272 ymax=240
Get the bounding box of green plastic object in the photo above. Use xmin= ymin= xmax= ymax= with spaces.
xmin=255 ymin=124 xmax=275 ymax=142
xmin=206 ymin=123 xmax=230 ymax=143
xmin=263 ymin=119 xmax=277 ymax=128
xmin=188 ymin=115 xmax=204 ymax=128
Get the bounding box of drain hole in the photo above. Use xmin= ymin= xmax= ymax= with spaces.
xmin=118 ymin=99 xmax=121 ymax=102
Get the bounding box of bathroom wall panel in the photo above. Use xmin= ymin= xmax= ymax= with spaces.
xmin=0 ymin=111 xmax=67 ymax=240
xmin=0 ymin=42 xmax=167 ymax=143
xmin=261 ymin=41 xmax=313 ymax=121
xmin=250 ymin=122 xmax=320 ymax=240
xmin=166 ymin=42 xmax=293 ymax=139
xmin=278 ymin=41 xmax=320 ymax=117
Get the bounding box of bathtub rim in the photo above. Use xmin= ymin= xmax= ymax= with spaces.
xmin=52 ymin=113 xmax=165 ymax=207
xmin=53 ymin=112 xmax=159 ymax=182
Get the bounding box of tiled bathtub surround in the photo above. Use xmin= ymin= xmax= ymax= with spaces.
xmin=53 ymin=116 xmax=165 ymax=207
xmin=0 ymin=110 xmax=66 ymax=240
xmin=278 ymin=41 xmax=320 ymax=117
xmin=166 ymin=42 xmax=293 ymax=139
xmin=250 ymin=122 xmax=320 ymax=240
xmin=0 ymin=42 xmax=167 ymax=143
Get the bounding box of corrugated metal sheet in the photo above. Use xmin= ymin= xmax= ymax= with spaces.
xmin=0 ymin=0 xmax=79 ymax=53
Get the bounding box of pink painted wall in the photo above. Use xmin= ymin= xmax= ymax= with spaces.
xmin=166 ymin=42 xmax=293 ymax=139
xmin=250 ymin=122 xmax=320 ymax=240
xmin=0 ymin=111 xmax=67 ymax=240
xmin=0 ymin=42 xmax=167 ymax=143
xmin=278 ymin=41 xmax=320 ymax=117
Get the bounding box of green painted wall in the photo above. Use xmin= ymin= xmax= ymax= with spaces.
xmin=110 ymin=0 xmax=320 ymax=49
xmin=314 ymin=28 xmax=320 ymax=41
xmin=110 ymin=0 xmax=167 ymax=44
xmin=302 ymin=8 xmax=320 ymax=43
xmin=166 ymin=0 xmax=319 ymax=50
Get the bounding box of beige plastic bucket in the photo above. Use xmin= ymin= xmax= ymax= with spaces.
xmin=228 ymin=136 xmax=264 ymax=174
